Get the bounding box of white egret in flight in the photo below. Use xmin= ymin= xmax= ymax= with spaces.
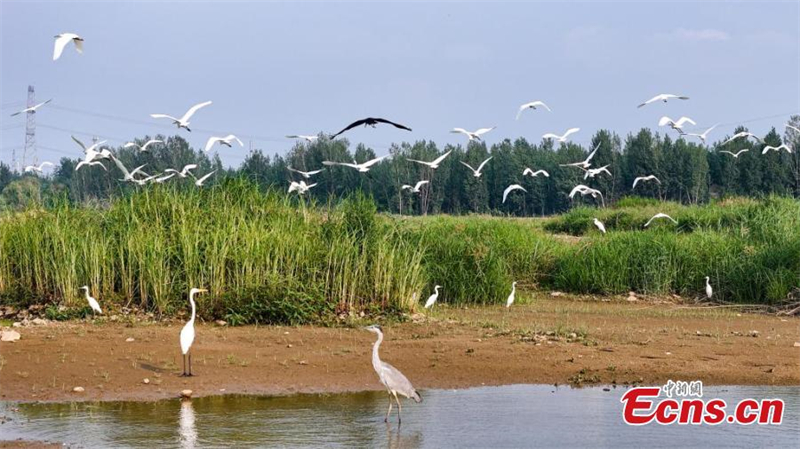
xmin=560 ymin=143 xmax=599 ymax=168
xmin=194 ymin=171 xmax=217 ymax=187
xmin=637 ymin=93 xmax=689 ymax=108
xmin=523 ymin=168 xmax=550 ymax=178
xmin=365 ymin=325 xmax=422 ymax=423
xmin=632 ymin=175 xmax=661 ymax=189
xmin=543 ymin=127 xmax=580 ymax=143
xmin=150 ymin=101 xmax=212 ymax=132
xmin=582 ymin=165 xmax=611 ymax=180
xmin=722 ymin=132 xmax=762 ymax=145
xmin=124 ymin=139 xmax=163 ymax=152
xmin=286 ymin=135 xmax=319 ymax=142
xmin=761 ymin=144 xmax=792 ymax=155
xmin=460 ymin=157 xmax=493 ymax=177
xmin=322 ymin=155 xmax=388 ymax=172
xmin=644 ymin=213 xmax=678 ymax=227
xmin=686 ymin=124 xmax=718 ymax=144
xmin=53 ymin=33 xmax=83 ymax=60
xmin=719 ymin=149 xmax=749 ymax=158
xmin=204 ymin=134 xmax=243 ymax=152
xmin=288 ymin=180 xmax=317 ymax=195
xmin=10 ymin=99 xmax=52 ymax=117
xmin=23 ymin=162 xmax=54 ymax=173
xmin=401 ymin=180 xmax=429 ymax=193
xmin=165 ymin=164 xmax=198 ymax=178
xmin=658 ymin=116 xmax=696 ymax=134
xmin=407 ymin=150 xmax=453 ymax=170
xmin=450 ymin=127 xmax=496 ymax=141
xmin=503 ymin=184 xmax=527 ymax=203
xmin=180 ymin=288 xmax=207 ymax=376
xmin=288 ymin=167 xmax=324 ymax=179
xmin=516 ymin=101 xmax=551 ymax=120
xmin=568 ymin=185 xmax=603 ymax=201
xmin=424 ymin=285 xmax=441 ymax=309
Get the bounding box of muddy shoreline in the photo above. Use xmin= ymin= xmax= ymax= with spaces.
xmin=1 ymin=296 xmax=798 ymax=403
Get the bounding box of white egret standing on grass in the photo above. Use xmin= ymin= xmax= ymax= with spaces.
xmin=516 ymin=101 xmax=551 ymax=120
xmin=460 ymin=157 xmax=493 ymax=178
xmin=593 ymin=218 xmax=606 ymax=234
xmin=644 ymin=213 xmax=678 ymax=227
xmin=80 ymin=286 xmax=102 ymax=317
xmin=506 ymin=282 xmax=517 ymax=308
xmin=503 ymin=184 xmax=527 ymax=204
xmin=150 ymin=101 xmax=212 ymax=132
xmin=424 ymin=285 xmax=441 ymax=309
xmin=705 ymin=277 xmax=713 ymax=300
xmin=637 ymin=93 xmax=689 ymax=108
xmin=53 ymin=33 xmax=83 ymax=60
xmin=407 ymin=150 xmax=453 ymax=170
xmin=543 ymin=128 xmax=580 ymax=143
xmin=180 ymin=288 xmax=207 ymax=377
xmin=365 ymin=325 xmax=422 ymax=424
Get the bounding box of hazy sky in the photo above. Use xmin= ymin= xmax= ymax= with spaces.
xmin=1 ymin=1 xmax=798 ymax=169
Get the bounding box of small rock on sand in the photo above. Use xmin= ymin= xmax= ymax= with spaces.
xmin=1 ymin=330 xmax=21 ymax=342
xmin=73 ymin=386 xmax=85 ymax=393
xmin=550 ymin=291 xmax=564 ymax=297
xmin=215 ymin=320 xmax=227 ymax=326
xmin=749 ymin=330 xmax=760 ymax=338
xmin=793 ymin=342 xmax=800 ymax=347
xmin=181 ymin=389 xmax=193 ymax=399
xmin=125 ymin=337 xmax=135 ymax=342
xmin=143 ymin=378 xmax=150 ymax=384
xmin=31 ymin=318 xmax=48 ymax=326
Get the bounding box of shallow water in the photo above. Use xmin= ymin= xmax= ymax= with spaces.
xmin=1 ymin=385 xmax=797 ymax=448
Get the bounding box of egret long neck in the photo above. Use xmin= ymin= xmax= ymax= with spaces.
xmin=188 ymin=296 xmax=196 ymax=324
xmin=372 ymin=331 xmax=383 ymax=372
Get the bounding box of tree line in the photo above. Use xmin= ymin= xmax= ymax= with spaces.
xmin=2 ymin=116 xmax=799 ymax=215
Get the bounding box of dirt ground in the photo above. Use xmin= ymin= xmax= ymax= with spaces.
xmin=1 ymin=294 xmax=798 ymax=403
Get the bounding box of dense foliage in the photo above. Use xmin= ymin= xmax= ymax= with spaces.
xmin=2 ymin=117 xmax=799 ymax=215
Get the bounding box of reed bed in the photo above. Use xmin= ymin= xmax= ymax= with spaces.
xmin=1 ymin=184 xmax=797 ymax=322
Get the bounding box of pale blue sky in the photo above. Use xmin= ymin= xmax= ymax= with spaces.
xmin=1 ymin=1 xmax=798 ymax=168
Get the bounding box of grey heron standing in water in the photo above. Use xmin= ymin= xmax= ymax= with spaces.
xmin=365 ymin=325 xmax=422 ymax=424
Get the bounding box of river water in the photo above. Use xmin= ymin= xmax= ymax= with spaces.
xmin=1 ymin=385 xmax=797 ymax=448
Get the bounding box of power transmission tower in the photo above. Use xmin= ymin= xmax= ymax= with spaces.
xmin=23 ymin=85 xmax=37 ymax=167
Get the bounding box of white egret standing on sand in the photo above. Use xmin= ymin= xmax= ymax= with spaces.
xmin=424 ymin=285 xmax=441 ymax=309
xmin=407 ymin=150 xmax=453 ymax=170
xmin=516 ymin=101 xmax=551 ymax=120
xmin=644 ymin=213 xmax=678 ymax=227
xmin=322 ymin=155 xmax=388 ymax=173
xmin=80 ymin=286 xmax=102 ymax=317
xmin=503 ymin=184 xmax=527 ymax=204
xmin=506 ymin=281 xmax=517 ymax=308
xmin=593 ymin=218 xmax=606 ymax=234
xmin=637 ymin=93 xmax=689 ymax=108
xmin=180 ymin=288 xmax=207 ymax=377
xmin=365 ymin=325 xmax=422 ymax=424
xmin=543 ymin=127 xmax=580 ymax=143
xmin=150 ymin=101 xmax=212 ymax=132
xmin=460 ymin=157 xmax=493 ymax=178
xmin=53 ymin=33 xmax=83 ymax=60
xmin=705 ymin=277 xmax=713 ymax=300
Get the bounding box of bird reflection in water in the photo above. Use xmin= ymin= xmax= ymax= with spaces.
xmin=385 ymin=423 xmax=422 ymax=449
xmin=179 ymin=399 xmax=197 ymax=449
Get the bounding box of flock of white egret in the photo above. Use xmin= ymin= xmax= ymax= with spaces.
xmin=8 ymin=29 xmax=796 ymax=424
